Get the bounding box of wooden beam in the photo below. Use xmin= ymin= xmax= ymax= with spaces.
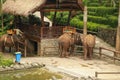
xmin=44 ymin=3 xmax=78 ymax=8
xmin=40 ymin=11 xmax=45 ymax=27
xmin=40 ymin=9 xmax=79 ymax=12
xmin=52 ymin=11 xmax=57 ymax=26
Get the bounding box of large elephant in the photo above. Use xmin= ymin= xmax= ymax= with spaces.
xmin=0 ymin=34 xmax=19 ymax=53
xmin=83 ymin=34 xmax=96 ymax=60
xmin=58 ymin=32 xmax=83 ymax=57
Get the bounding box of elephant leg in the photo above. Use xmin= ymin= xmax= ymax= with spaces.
xmin=69 ymin=45 xmax=75 ymax=56
xmin=58 ymin=42 xmax=63 ymax=57
xmin=89 ymin=47 xmax=93 ymax=59
xmin=9 ymin=47 xmax=11 ymax=53
xmin=2 ymin=45 xmax=5 ymax=53
xmin=83 ymin=45 xmax=87 ymax=60
xmin=65 ymin=51 xmax=69 ymax=58
xmin=63 ymin=47 xmax=69 ymax=58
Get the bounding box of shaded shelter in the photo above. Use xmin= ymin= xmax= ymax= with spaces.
xmin=2 ymin=0 xmax=84 ymax=56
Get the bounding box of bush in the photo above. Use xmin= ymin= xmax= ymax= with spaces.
xmin=0 ymin=54 xmax=13 ymax=67
xmin=88 ymin=7 xmax=117 ymax=17
xmin=70 ymin=18 xmax=109 ymax=31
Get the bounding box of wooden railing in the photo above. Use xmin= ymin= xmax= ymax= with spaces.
xmin=41 ymin=26 xmax=63 ymax=39
xmin=99 ymin=47 xmax=120 ymax=63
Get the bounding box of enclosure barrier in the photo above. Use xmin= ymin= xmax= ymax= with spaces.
xmin=95 ymin=72 xmax=120 ymax=77
xmin=99 ymin=47 xmax=120 ymax=63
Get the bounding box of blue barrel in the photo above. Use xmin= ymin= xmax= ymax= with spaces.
xmin=15 ymin=52 xmax=22 ymax=63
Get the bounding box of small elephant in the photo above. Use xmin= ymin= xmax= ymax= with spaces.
xmin=83 ymin=34 xmax=96 ymax=60
xmin=58 ymin=32 xmax=83 ymax=57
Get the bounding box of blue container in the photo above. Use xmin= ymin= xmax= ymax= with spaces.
xmin=15 ymin=52 xmax=21 ymax=63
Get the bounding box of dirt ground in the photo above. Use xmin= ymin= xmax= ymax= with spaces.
xmin=1 ymin=37 xmax=120 ymax=80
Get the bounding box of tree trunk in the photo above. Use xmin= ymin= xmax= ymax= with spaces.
xmin=116 ymin=0 xmax=120 ymax=56
xmin=83 ymin=6 xmax=87 ymax=35
xmin=1 ymin=0 xmax=4 ymax=32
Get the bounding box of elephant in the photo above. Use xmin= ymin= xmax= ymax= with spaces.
xmin=0 ymin=33 xmax=34 ymax=56
xmin=58 ymin=32 xmax=95 ymax=59
xmin=58 ymin=32 xmax=83 ymax=57
xmin=0 ymin=34 xmax=19 ymax=53
xmin=83 ymin=34 xmax=96 ymax=60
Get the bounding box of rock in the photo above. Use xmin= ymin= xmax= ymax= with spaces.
xmin=0 ymin=67 xmax=5 ymax=71
xmin=13 ymin=64 xmax=22 ymax=70
xmin=10 ymin=64 xmax=14 ymax=68
xmin=19 ymin=65 xmax=25 ymax=69
xmin=5 ymin=66 xmax=12 ymax=71
xmin=23 ymin=63 xmax=32 ymax=69
xmin=31 ymin=63 xmax=39 ymax=68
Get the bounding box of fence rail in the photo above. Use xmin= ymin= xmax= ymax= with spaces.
xmin=95 ymin=72 xmax=120 ymax=77
xmin=99 ymin=47 xmax=120 ymax=63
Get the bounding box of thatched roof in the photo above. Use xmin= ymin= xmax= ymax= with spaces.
xmin=2 ymin=0 xmax=84 ymax=16
xmin=2 ymin=0 xmax=46 ymax=16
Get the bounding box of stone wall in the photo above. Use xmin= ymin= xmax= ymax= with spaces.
xmin=40 ymin=39 xmax=59 ymax=56
xmin=97 ymin=28 xmax=117 ymax=47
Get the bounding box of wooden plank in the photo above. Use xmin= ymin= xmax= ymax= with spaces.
xmin=95 ymin=72 xmax=120 ymax=77
xmin=40 ymin=9 xmax=79 ymax=12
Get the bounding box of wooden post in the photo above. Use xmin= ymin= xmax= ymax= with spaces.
xmin=39 ymin=11 xmax=45 ymax=56
xmin=52 ymin=11 xmax=57 ymax=26
xmin=99 ymin=47 xmax=102 ymax=59
xmin=1 ymin=0 xmax=4 ymax=32
xmin=37 ymin=42 xmax=41 ymax=56
xmin=24 ymin=39 xmax=27 ymax=57
xmin=83 ymin=6 xmax=87 ymax=35
xmin=40 ymin=11 xmax=45 ymax=27
xmin=116 ymin=1 xmax=120 ymax=56
xmin=67 ymin=11 xmax=72 ymax=26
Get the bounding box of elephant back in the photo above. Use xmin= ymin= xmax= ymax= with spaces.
xmin=85 ymin=34 xmax=95 ymax=47
xmin=58 ymin=33 xmax=74 ymax=46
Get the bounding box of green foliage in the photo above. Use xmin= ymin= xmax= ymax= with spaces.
xmin=0 ymin=54 xmax=13 ymax=67
xmin=70 ymin=18 xmax=109 ymax=31
xmin=88 ymin=7 xmax=117 ymax=17
xmin=88 ymin=3 xmax=101 ymax=7
xmin=0 ymin=14 xmax=14 ymax=36
xmin=83 ymin=0 xmax=89 ymax=5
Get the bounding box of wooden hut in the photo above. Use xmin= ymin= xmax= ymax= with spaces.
xmin=2 ymin=0 xmax=84 ymax=56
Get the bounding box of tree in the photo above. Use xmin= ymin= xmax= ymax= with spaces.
xmin=116 ymin=0 xmax=120 ymax=56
